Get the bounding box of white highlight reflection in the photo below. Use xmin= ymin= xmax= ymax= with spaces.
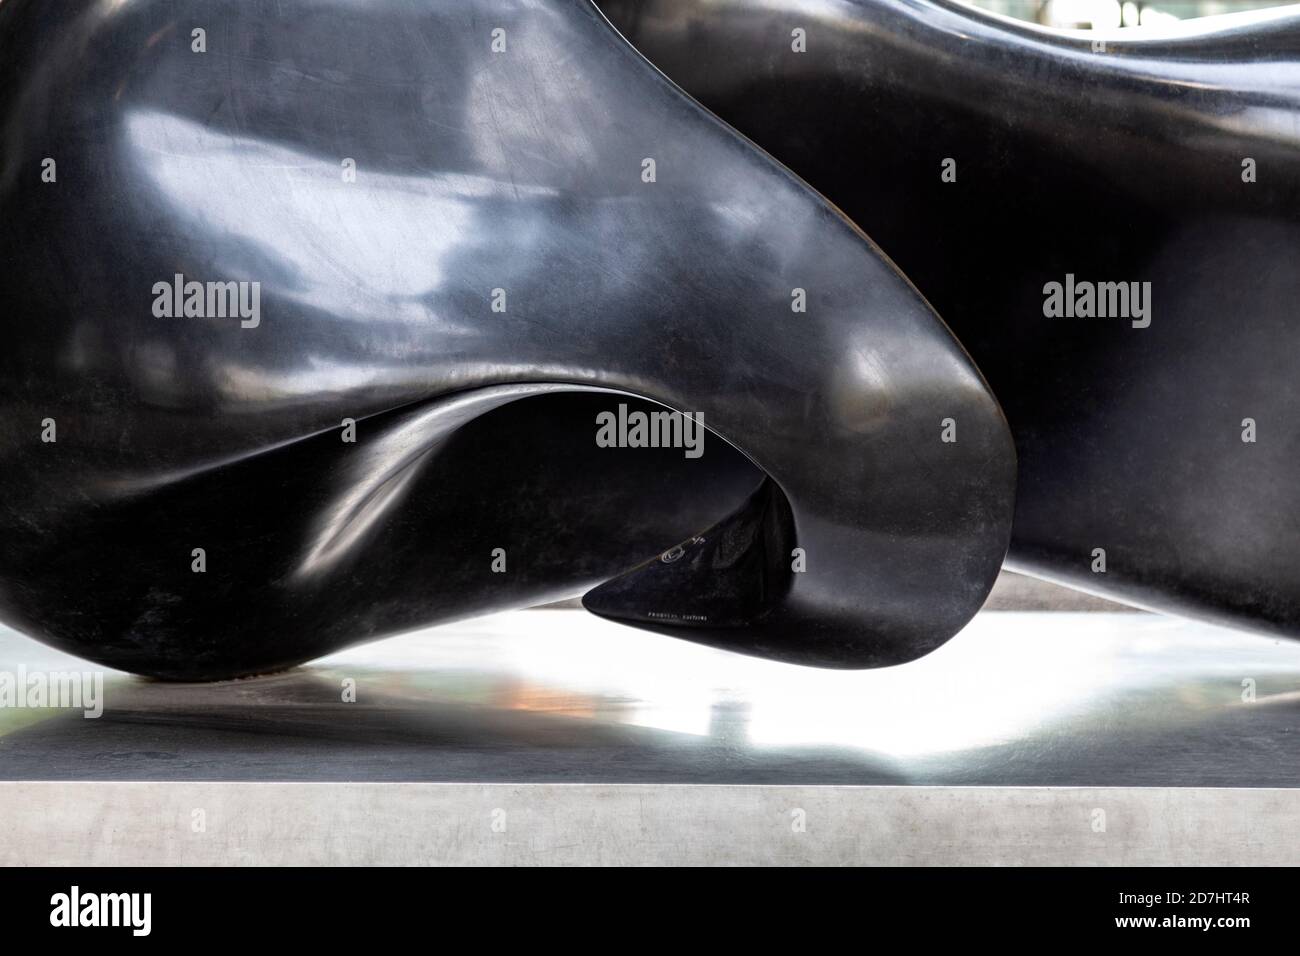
xmin=124 ymin=109 xmax=555 ymax=327
xmin=317 ymin=609 xmax=1300 ymax=757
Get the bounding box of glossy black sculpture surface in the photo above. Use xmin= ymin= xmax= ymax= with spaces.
xmin=605 ymin=0 xmax=1300 ymax=636
xmin=0 ymin=0 xmax=1013 ymax=679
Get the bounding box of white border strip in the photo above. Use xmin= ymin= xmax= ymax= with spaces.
xmin=1 ymin=783 xmax=1294 ymax=866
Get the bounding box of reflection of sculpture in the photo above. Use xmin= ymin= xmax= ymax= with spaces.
xmin=604 ymin=0 xmax=1300 ymax=637
xmin=0 ymin=0 xmax=1014 ymax=678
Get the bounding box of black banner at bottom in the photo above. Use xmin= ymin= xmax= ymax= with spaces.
xmin=0 ymin=866 xmax=1287 ymax=942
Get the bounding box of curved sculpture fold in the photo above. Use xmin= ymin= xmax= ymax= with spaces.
xmin=0 ymin=0 xmax=1013 ymax=678
xmin=604 ymin=0 xmax=1300 ymax=637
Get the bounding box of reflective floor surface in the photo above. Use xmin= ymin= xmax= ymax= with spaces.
xmin=1 ymin=610 xmax=1297 ymax=785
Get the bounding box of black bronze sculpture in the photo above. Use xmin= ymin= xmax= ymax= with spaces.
xmin=0 ymin=0 xmax=1014 ymax=678
xmin=603 ymin=0 xmax=1300 ymax=638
